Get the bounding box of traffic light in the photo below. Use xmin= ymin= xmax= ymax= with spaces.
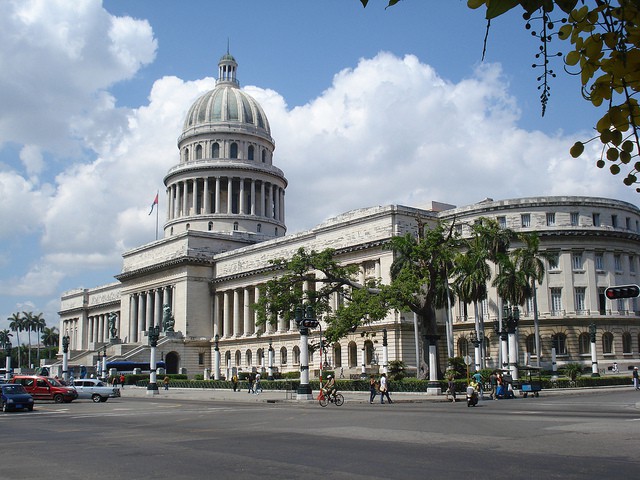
xmin=605 ymin=284 xmax=640 ymax=299
xmin=301 ymin=319 xmax=319 ymax=328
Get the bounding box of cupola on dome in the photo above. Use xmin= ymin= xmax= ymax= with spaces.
xmin=181 ymin=52 xmax=271 ymax=141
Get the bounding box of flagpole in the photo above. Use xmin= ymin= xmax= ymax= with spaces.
xmin=155 ymin=190 xmax=159 ymax=240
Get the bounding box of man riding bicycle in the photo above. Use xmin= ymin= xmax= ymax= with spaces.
xmin=323 ymin=374 xmax=337 ymax=400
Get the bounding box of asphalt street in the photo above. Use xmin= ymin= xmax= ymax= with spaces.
xmin=2 ymin=386 xmax=638 ymax=479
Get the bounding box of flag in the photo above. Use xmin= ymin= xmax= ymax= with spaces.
xmin=148 ymin=193 xmax=159 ymax=215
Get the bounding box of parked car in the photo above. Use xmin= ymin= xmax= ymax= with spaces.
xmin=73 ymin=378 xmax=120 ymax=403
xmin=1 ymin=383 xmax=34 ymax=412
xmin=9 ymin=375 xmax=78 ymax=403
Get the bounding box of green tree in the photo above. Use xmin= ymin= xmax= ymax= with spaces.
xmin=31 ymin=313 xmax=46 ymax=365
xmin=0 ymin=329 xmax=12 ymax=348
xmin=512 ymin=232 xmax=553 ymax=366
xmin=22 ymin=311 xmax=36 ymax=368
xmin=8 ymin=312 xmax=24 ymax=368
xmin=361 ymin=0 xmax=640 ymax=192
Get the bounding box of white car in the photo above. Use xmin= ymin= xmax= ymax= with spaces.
xmin=72 ymin=379 xmax=120 ymax=403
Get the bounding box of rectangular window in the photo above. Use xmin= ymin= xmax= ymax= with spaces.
xmin=595 ymin=252 xmax=604 ymax=271
xmin=521 ymin=214 xmax=531 ymax=227
xmin=614 ymin=254 xmax=622 ymax=271
xmin=548 ymin=252 xmax=560 ymax=271
xmin=612 ymin=214 xmax=618 ymax=228
xmin=497 ymin=216 xmax=506 ymax=229
xmin=546 ymin=212 xmax=555 ymax=226
xmin=592 ymin=213 xmax=600 ymax=226
xmin=572 ymin=252 xmax=583 ymax=270
xmin=570 ymin=212 xmax=579 ymax=226
xmin=551 ymin=288 xmax=563 ymax=314
xmin=630 ymin=255 xmax=636 ymax=274
xmin=626 ymin=217 xmax=631 ymax=230
xmin=574 ymin=287 xmax=586 ymax=312
xmin=198 ymin=353 xmax=205 ymax=365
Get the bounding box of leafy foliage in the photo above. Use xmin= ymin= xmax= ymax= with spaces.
xmin=361 ymin=0 xmax=640 ymax=192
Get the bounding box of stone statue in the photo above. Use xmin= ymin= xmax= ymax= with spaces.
xmin=107 ymin=312 xmax=118 ymax=339
xmin=162 ymin=304 xmax=175 ymax=332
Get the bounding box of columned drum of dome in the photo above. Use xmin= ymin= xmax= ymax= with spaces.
xmin=164 ymin=53 xmax=287 ymax=240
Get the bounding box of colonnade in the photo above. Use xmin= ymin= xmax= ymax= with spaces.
xmin=166 ymin=177 xmax=285 ymax=222
xmin=128 ymin=286 xmax=174 ymax=343
xmin=87 ymin=312 xmax=120 ymax=344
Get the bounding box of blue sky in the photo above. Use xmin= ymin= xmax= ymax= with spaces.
xmin=0 ymin=0 xmax=634 ymax=343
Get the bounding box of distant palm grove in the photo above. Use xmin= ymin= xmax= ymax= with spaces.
xmin=1 ymin=311 xmax=59 ymax=369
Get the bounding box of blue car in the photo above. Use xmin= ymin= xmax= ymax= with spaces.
xmin=1 ymin=383 xmax=34 ymax=412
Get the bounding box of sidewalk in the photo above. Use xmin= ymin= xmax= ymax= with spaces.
xmin=116 ymin=384 xmax=633 ymax=404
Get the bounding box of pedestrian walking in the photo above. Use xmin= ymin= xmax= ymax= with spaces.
xmin=232 ymin=374 xmax=239 ymax=392
xmin=489 ymin=370 xmax=497 ymax=399
xmin=247 ymin=373 xmax=254 ymax=394
xmin=447 ymin=377 xmax=457 ymax=402
xmin=633 ymin=367 xmax=639 ymax=390
xmin=119 ymin=374 xmax=125 ymax=388
xmin=163 ymin=376 xmax=170 ymax=390
xmin=369 ymin=375 xmax=378 ymax=404
xmin=379 ymin=373 xmax=392 ymax=404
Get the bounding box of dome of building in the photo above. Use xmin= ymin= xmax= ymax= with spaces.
xmin=180 ymin=53 xmax=271 ymax=142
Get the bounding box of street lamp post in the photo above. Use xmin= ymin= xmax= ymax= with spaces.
xmin=213 ymin=334 xmax=221 ymax=380
xmin=381 ymin=328 xmax=388 ymax=375
xmin=268 ymin=338 xmax=274 ymax=380
xmin=4 ymin=341 xmax=12 ymax=380
xmin=470 ymin=330 xmax=481 ymax=373
xmin=589 ymin=323 xmax=600 ymax=377
xmin=506 ymin=305 xmax=520 ymax=381
xmin=62 ymin=335 xmax=70 ymax=382
xmin=101 ymin=345 xmax=107 ymax=380
xmin=295 ymin=305 xmax=316 ymax=401
xmin=147 ymin=325 xmax=160 ymax=395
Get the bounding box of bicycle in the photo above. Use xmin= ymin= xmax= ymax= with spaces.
xmin=319 ymin=391 xmax=344 ymax=407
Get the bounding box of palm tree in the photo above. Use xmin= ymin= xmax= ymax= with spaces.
xmin=41 ymin=327 xmax=59 ymax=359
xmin=492 ymin=255 xmax=531 ymax=306
xmin=513 ymin=232 xmax=553 ymax=367
xmin=8 ymin=313 xmax=24 ymax=368
xmin=0 ymin=329 xmax=12 ymax=347
xmin=22 ymin=311 xmax=35 ymax=368
xmin=31 ymin=313 xmax=46 ymax=365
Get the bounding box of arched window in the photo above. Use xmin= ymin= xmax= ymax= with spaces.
xmin=293 ymin=346 xmax=300 ymax=365
xmin=235 ymin=350 xmax=241 ymax=367
xmin=457 ymin=337 xmax=468 ymax=357
xmin=248 ymin=145 xmax=254 ymax=160
xmin=261 ymin=149 xmax=266 ymax=163
xmin=245 ymin=349 xmax=252 ymax=367
xmin=183 ymin=148 xmax=189 ymax=162
xmin=230 ymin=142 xmax=238 ymax=158
xmin=333 ymin=343 xmax=342 ymax=368
xmin=525 ymin=334 xmax=536 ymax=356
xmin=552 ymin=333 xmax=568 ymax=355
xmin=578 ymin=332 xmax=591 ymax=355
xmin=225 ymin=351 xmax=231 ymax=366
xmin=256 ymin=348 xmax=264 ymax=368
xmin=280 ymin=346 xmax=287 ymax=366
xmin=622 ymin=332 xmax=632 ymax=354
xmin=348 ymin=341 xmax=357 ymax=368
xmin=364 ymin=340 xmax=375 ymax=365
xmin=195 ymin=144 xmax=203 ymax=159
xmin=602 ymin=332 xmax=614 ymax=354
xmin=211 ymin=142 xmax=220 ymax=158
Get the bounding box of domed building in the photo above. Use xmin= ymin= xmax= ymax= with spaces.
xmin=57 ymin=53 xmax=640 ymax=387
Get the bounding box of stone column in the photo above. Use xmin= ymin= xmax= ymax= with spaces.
xmin=192 ymin=178 xmax=199 ymax=215
xmin=138 ymin=292 xmax=146 ymax=338
xmin=146 ymin=291 xmax=154 ymax=330
xmin=426 ymin=334 xmax=441 ymax=395
xmin=203 ymin=177 xmax=210 ymax=214
xmin=243 ymin=287 xmax=252 ymax=336
xmin=233 ymin=289 xmax=241 ymax=337
xmin=129 ymin=294 xmax=138 ymax=343
xmin=215 ymin=176 xmax=221 ymax=214
xmin=253 ymin=286 xmax=261 ymax=335
xmin=223 ymin=290 xmax=232 ymax=338
xmin=260 ymin=182 xmax=265 ymax=217
xmin=227 ymin=177 xmax=233 ymax=214
xmin=274 ymin=186 xmax=280 ymax=221
xmin=155 ymin=289 xmax=162 ymax=328
xmin=250 ymin=180 xmax=256 ymax=215
xmin=239 ymin=178 xmax=245 ymax=214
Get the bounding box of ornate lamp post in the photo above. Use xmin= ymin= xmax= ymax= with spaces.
xmin=589 ymin=323 xmax=600 ymax=377
xmin=101 ymin=345 xmax=108 ymax=379
xmin=267 ymin=338 xmax=274 ymax=380
xmin=295 ymin=305 xmax=317 ymax=400
xmin=470 ymin=330 xmax=481 ymax=373
xmin=381 ymin=328 xmax=388 ymax=375
xmin=62 ymin=335 xmax=70 ymax=382
xmin=506 ymin=305 xmax=520 ymax=381
xmin=4 ymin=341 xmax=12 ymax=380
xmin=147 ymin=325 xmax=160 ymax=395
xmin=213 ymin=334 xmax=221 ymax=380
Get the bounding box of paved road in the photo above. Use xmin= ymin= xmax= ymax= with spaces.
xmin=2 ymin=387 xmax=638 ymax=479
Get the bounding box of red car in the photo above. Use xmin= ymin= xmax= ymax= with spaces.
xmin=9 ymin=375 xmax=78 ymax=403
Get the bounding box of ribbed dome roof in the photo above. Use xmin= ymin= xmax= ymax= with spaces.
xmin=182 ymin=86 xmax=270 ymax=134
xmin=181 ymin=52 xmax=270 ymax=137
